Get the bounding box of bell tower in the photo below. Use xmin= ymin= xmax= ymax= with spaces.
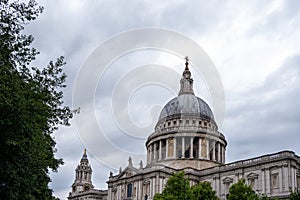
xmin=70 ymin=149 xmax=94 ymax=194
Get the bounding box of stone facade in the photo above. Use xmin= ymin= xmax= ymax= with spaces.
xmin=198 ymin=150 xmax=300 ymax=199
xmin=107 ymin=151 xmax=299 ymax=200
xmin=68 ymin=58 xmax=300 ymax=200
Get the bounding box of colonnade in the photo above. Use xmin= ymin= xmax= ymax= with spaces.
xmin=147 ymin=136 xmax=226 ymax=164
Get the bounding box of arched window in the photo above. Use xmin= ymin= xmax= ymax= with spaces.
xmin=127 ymin=183 xmax=133 ymax=198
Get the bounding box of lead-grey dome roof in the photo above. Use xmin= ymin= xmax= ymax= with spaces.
xmin=158 ymin=94 xmax=215 ymax=122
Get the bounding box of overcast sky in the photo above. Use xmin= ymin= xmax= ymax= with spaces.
xmin=24 ymin=0 xmax=300 ymax=199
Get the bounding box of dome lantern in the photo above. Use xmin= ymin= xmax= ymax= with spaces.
xmin=179 ymin=56 xmax=194 ymax=95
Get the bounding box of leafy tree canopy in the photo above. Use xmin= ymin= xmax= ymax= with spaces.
xmin=191 ymin=181 xmax=219 ymax=200
xmin=228 ymin=179 xmax=259 ymax=200
xmin=154 ymin=171 xmax=219 ymax=200
xmin=154 ymin=171 xmax=191 ymax=200
xmin=0 ymin=0 xmax=73 ymax=199
xmin=289 ymin=189 xmax=300 ymax=200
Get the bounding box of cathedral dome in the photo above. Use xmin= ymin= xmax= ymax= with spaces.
xmin=157 ymin=94 xmax=214 ymax=123
xmin=146 ymin=57 xmax=226 ymax=171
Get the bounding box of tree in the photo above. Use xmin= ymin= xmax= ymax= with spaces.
xmin=191 ymin=181 xmax=219 ymax=200
xmin=228 ymin=179 xmax=259 ymax=200
xmin=153 ymin=171 xmax=192 ymax=200
xmin=154 ymin=171 xmax=219 ymax=200
xmin=289 ymin=188 xmax=300 ymax=200
xmin=0 ymin=0 xmax=73 ymax=199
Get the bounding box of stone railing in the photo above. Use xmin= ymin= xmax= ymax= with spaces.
xmin=148 ymin=126 xmax=225 ymax=141
xmin=200 ymin=150 xmax=297 ymax=175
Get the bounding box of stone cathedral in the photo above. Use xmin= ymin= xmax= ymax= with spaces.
xmin=68 ymin=59 xmax=300 ymax=200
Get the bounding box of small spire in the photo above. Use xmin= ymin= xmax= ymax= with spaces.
xmin=82 ymin=149 xmax=87 ymax=159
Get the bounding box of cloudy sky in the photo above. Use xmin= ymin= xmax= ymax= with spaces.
xmin=23 ymin=0 xmax=300 ymax=199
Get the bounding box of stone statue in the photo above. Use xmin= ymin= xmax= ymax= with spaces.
xmin=139 ymin=160 xmax=143 ymax=169
xmin=128 ymin=156 xmax=133 ymax=166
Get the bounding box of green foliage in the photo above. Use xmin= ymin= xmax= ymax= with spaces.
xmin=191 ymin=181 xmax=219 ymax=200
xmin=228 ymin=179 xmax=259 ymax=200
xmin=154 ymin=171 xmax=219 ymax=200
xmin=154 ymin=171 xmax=192 ymax=200
xmin=257 ymin=194 xmax=268 ymax=200
xmin=0 ymin=0 xmax=73 ymax=199
xmin=289 ymin=188 xmax=300 ymax=200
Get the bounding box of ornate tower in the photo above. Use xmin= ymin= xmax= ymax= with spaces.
xmin=146 ymin=57 xmax=227 ymax=170
xmin=70 ymin=149 xmax=94 ymax=194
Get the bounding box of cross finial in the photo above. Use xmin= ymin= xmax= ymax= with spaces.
xmin=185 ymin=56 xmax=189 ymax=63
xmin=185 ymin=56 xmax=189 ymax=69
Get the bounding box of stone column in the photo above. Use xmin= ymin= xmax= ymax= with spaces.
xmin=154 ymin=142 xmax=157 ymax=161
xmin=156 ymin=174 xmax=159 ymax=193
xmin=222 ymin=145 xmax=226 ymax=163
xmin=138 ymin=180 xmax=141 ymax=200
xmin=212 ymin=141 xmax=216 ymax=161
xmin=206 ymin=140 xmax=209 ymax=159
xmin=150 ymin=178 xmax=152 ymax=198
xmin=159 ymin=140 xmax=162 ymax=160
xmin=147 ymin=147 xmax=149 ymax=164
xmin=152 ymin=178 xmax=156 ymax=197
xmin=182 ymin=137 xmax=185 ymax=158
xmin=198 ymin=138 xmax=202 ymax=159
xmin=190 ymin=137 xmax=194 ymax=158
xmin=159 ymin=178 xmax=163 ymax=193
xmin=166 ymin=139 xmax=169 ymax=159
xmin=261 ymin=169 xmax=265 ymax=194
xmin=218 ymin=143 xmax=221 ymax=162
xmin=150 ymin=145 xmax=153 ymax=163
xmin=279 ymin=166 xmax=283 ymax=192
xmin=266 ymin=168 xmax=270 ymax=195
xmin=173 ymin=138 xmax=177 ymax=158
xmin=292 ymin=167 xmax=295 ymax=190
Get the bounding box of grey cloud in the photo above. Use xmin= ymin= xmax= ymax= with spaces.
xmin=247 ymin=0 xmax=300 ymax=38
xmin=225 ymin=54 xmax=300 ymax=161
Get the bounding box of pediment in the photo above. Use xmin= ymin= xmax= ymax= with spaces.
xmin=222 ymin=177 xmax=233 ymax=184
xmin=118 ymin=166 xmax=140 ymax=179
xmin=247 ymin=172 xmax=259 ymax=179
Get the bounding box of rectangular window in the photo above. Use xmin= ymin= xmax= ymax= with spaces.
xmin=127 ymin=183 xmax=132 ymax=197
